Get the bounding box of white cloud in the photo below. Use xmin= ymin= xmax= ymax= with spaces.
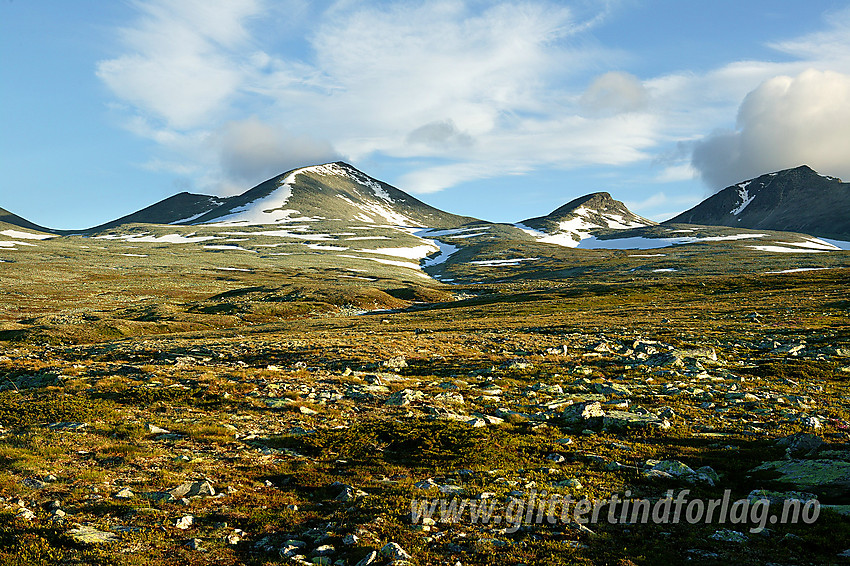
xmin=215 ymin=117 xmax=340 ymax=187
xmin=691 ymin=69 xmax=850 ymax=189
xmin=98 ymin=0 xmax=641 ymax=196
xmin=97 ymin=0 xmax=264 ymax=130
xmin=580 ymin=71 xmax=649 ymax=116
xmin=96 ymin=1 xmax=850 ymax=202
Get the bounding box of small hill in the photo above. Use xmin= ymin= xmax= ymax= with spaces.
xmin=517 ymin=192 xmax=654 ymax=247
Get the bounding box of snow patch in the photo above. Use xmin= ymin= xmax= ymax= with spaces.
xmin=578 ymin=233 xmax=767 ymax=250
xmin=306 ymin=243 xmax=348 ymax=251
xmin=765 ymin=267 xmax=832 ymax=274
xmin=0 ymin=229 xmax=53 ymax=240
xmin=423 ymin=241 xmax=460 ymax=267
xmin=203 ymin=245 xmax=256 ymax=252
xmin=95 ymin=233 xmax=219 ymax=244
xmin=470 ymin=257 xmax=539 ymax=267
xmin=338 ymin=254 xmax=430 ymax=278
xmin=0 ymin=240 xmax=36 ymax=248
xmin=749 ymin=245 xmax=829 ymax=253
xmin=731 ymin=182 xmax=756 ymax=216
xmin=357 ymin=244 xmax=438 ymax=260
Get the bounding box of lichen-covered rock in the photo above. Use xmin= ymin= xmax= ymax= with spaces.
xmin=750 ymin=459 xmax=850 ymax=497
xmin=562 ymin=401 xmax=604 ymax=423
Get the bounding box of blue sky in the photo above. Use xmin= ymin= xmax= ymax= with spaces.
xmin=2 ymin=1 xmax=850 ymax=229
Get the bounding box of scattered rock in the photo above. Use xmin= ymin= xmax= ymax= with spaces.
xmin=385 ymin=389 xmax=424 ymax=406
xmin=776 ymin=433 xmax=823 ymax=458
xmin=113 ymin=487 xmax=135 ymax=499
xmin=709 ymin=529 xmax=748 ymax=543
xmin=562 ymin=401 xmax=604 ymax=423
xmin=169 ymin=480 xmax=215 ymax=499
xmin=750 ymin=459 xmax=850 ymax=497
xmin=174 ymin=515 xmax=195 ymax=530
xmin=379 ymin=542 xmax=411 ymax=561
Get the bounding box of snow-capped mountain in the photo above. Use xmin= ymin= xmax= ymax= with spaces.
xmin=667 ymin=165 xmax=850 ymax=240
xmin=516 ymin=192 xmax=655 ymax=247
xmin=185 ymin=162 xmax=473 ymax=229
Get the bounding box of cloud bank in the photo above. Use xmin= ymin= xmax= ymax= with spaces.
xmin=692 ymin=69 xmax=850 ymax=189
xmin=95 ymin=1 xmax=850 ymax=200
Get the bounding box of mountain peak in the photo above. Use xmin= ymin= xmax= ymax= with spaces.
xmin=517 ymin=191 xmax=654 ymax=247
xmin=182 ymin=161 xmax=474 ymax=229
xmin=667 ymin=165 xmax=850 ymax=239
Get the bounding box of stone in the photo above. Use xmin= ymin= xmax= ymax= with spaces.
xmin=385 ymin=389 xmax=424 ymax=406
xmin=113 ymin=487 xmax=135 ymax=499
xmin=603 ymin=411 xmax=670 ymax=431
xmin=379 ymin=542 xmax=411 ymax=561
xmin=709 ymin=529 xmax=748 ymax=543
xmin=776 ymin=433 xmax=823 ymax=458
xmin=382 ymin=356 xmax=408 ymax=370
xmin=186 ymin=538 xmax=205 ymax=550
xmin=414 ymin=478 xmax=439 ymax=490
xmin=355 ymin=551 xmax=378 ymax=566
xmin=561 ymin=401 xmax=604 ymax=423
xmin=592 ymin=382 xmax=631 ymax=396
xmin=67 ymin=526 xmax=120 ymax=544
xmin=336 ymin=485 xmax=368 ymax=502
xmin=746 ymin=489 xmax=817 ymax=505
xmin=22 ymin=477 xmax=46 ymax=489
xmin=14 ymin=507 xmax=36 ymax=521
xmin=175 ymin=515 xmax=195 ymax=530
xmin=750 ymin=460 xmax=850 ymax=497
xmin=169 ymin=480 xmax=215 ymax=499
xmin=46 ymin=422 xmax=88 ymax=431
xmin=544 ymin=453 xmax=565 ymax=464
xmin=651 ymin=460 xmax=695 ymax=477
xmin=312 ymin=544 xmax=335 ymax=556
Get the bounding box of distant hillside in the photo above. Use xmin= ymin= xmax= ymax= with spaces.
xmin=517 ymin=192 xmax=654 ymax=247
xmin=189 ymin=162 xmax=475 ymax=229
xmin=0 ymin=207 xmax=53 ymax=234
xmin=87 ymin=193 xmax=234 ymax=231
xmin=667 ymin=165 xmax=850 ymax=240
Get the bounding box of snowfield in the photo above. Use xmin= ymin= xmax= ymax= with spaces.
xmin=0 ymin=229 xmax=53 ymax=240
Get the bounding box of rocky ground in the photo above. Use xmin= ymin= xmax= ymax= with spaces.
xmin=1 ymin=270 xmax=849 ymax=565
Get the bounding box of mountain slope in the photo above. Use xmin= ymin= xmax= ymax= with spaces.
xmin=87 ymin=192 xmax=234 ymax=231
xmin=516 ymin=192 xmax=654 ymax=247
xmin=667 ymin=165 xmax=850 ymax=240
xmin=0 ymin=207 xmax=54 ymax=234
xmin=191 ymin=162 xmax=475 ymax=229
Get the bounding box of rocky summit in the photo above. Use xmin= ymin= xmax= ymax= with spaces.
xmin=667 ymin=165 xmax=850 ymax=241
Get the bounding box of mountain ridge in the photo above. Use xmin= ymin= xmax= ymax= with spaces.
xmin=667 ymin=165 xmax=850 ymax=240
xmin=2 ymin=163 xmax=848 ymax=244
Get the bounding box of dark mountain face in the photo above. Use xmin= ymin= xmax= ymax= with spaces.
xmin=87 ymin=193 xmax=234 ymax=231
xmin=0 ymin=207 xmax=53 ymax=233
xmin=667 ymin=165 xmax=850 ymax=240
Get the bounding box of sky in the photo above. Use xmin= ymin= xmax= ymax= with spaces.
xmin=2 ymin=0 xmax=850 ymax=230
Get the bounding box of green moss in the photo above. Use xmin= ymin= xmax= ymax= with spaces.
xmin=0 ymin=391 xmax=112 ymax=429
